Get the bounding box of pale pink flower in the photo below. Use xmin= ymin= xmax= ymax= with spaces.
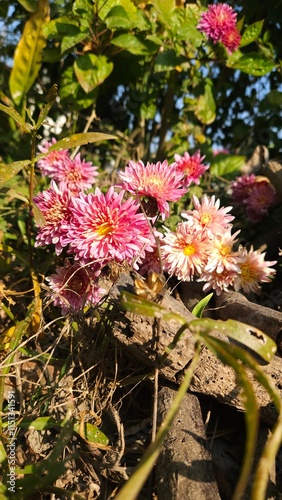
xmin=138 ymin=242 xmax=162 ymax=276
xmin=198 ymin=267 xmax=238 ymax=295
xmin=117 ymin=160 xmax=187 ymax=220
xmin=198 ymin=3 xmax=237 ymax=43
xmin=174 ymin=151 xmax=209 ymax=187
xmin=161 ymin=223 xmax=210 ymax=281
xmin=204 ymin=230 xmax=241 ymax=274
xmin=63 ymin=187 xmax=152 ymax=265
xmin=182 ymin=194 xmax=234 ymax=238
xmin=37 ymin=138 xmax=69 ymax=176
xmin=34 ymin=181 xmax=72 ymax=255
xmin=37 ymin=139 xmax=98 ymax=193
xmin=233 ymin=246 xmax=277 ymax=294
xmin=47 ymin=261 xmax=105 ymax=315
xmin=221 ymin=27 xmax=241 ymax=53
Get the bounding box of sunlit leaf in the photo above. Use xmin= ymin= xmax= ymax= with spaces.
xmin=151 ymin=0 xmax=175 ymax=26
xmin=210 ymin=154 xmax=245 ymax=177
xmin=0 ymin=103 xmax=32 ymax=132
xmin=35 ymin=84 xmax=59 ymax=129
xmin=74 ymin=54 xmax=113 ymax=93
xmin=240 ymin=20 xmax=264 ymax=48
xmin=9 ymin=0 xmax=50 ymax=105
xmin=17 ymin=0 xmax=37 ymax=12
xmin=227 ymin=52 xmax=276 ymax=76
xmin=121 ymin=291 xmax=186 ymax=324
xmin=192 ymin=293 xmax=213 ymax=318
xmin=73 ymin=421 xmax=109 ymax=445
xmin=111 ymin=34 xmax=159 ymax=55
xmin=189 ymin=318 xmax=276 ymax=363
xmin=195 ymin=82 xmax=216 ymax=125
xmin=0 ymin=160 xmax=30 ymax=188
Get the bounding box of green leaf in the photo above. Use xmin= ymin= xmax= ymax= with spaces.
xmin=192 ymin=293 xmax=213 ymax=318
xmin=195 ymin=82 xmax=216 ymax=125
xmin=121 ymin=291 xmax=186 ymax=325
xmin=35 ymin=84 xmax=58 ymax=129
xmin=0 ymin=160 xmax=30 ymax=187
xmin=98 ymin=0 xmax=137 ymax=21
xmin=0 ymin=103 xmax=32 ymax=132
xmin=189 ymin=318 xmax=277 ymax=363
xmin=72 ymin=0 xmax=94 ymax=27
xmin=61 ymin=26 xmax=89 ymax=53
xmin=266 ymin=89 xmax=282 ymax=106
xmin=9 ymin=0 xmax=50 ymax=105
xmin=34 ymin=132 xmax=116 ymax=161
xmin=154 ymin=50 xmax=186 ymax=73
xmin=151 ymin=0 xmax=175 ymax=27
xmin=60 ymin=65 xmax=98 ymax=110
xmin=240 ymin=20 xmax=264 ymax=48
xmin=16 ymin=0 xmax=38 ymax=12
xmin=210 ymin=154 xmax=245 ymax=177
xmin=73 ymin=421 xmax=109 ymax=445
xmin=176 ymin=23 xmax=204 ymax=46
xmin=105 ymin=5 xmax=132 ymax=29
xmin=227 ymin=52 xmax=276 ymax=76
xmin=111 ymin=34 xmax=159 ymax=55
xmin=74 ymin=54 xmax=113 ymax=93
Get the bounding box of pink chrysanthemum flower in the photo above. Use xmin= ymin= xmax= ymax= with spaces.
xmin=233 ymin=246 xmax=277 ymax=294
xmin=182 ymin=194 xmax=234 ymax=238
xmin=138 ymin=242 xmax=162 ymax=276
xmin=161 ymin=223 xmax=210 ymax=281
xmin=34 ymin=181 xmax=72 ymax=255
xmin=245 ymin=180 xmax=278 ymax=223
xmin=47 ymin=261 xmax=106 ymax=315
xmin=204 ymin=229 xmax=241 ymax=274
xmin=221 ymin=27 xmax=241 ymax=53
xmin=37 ymin=139 xmax=98 ymax=193
xmin=117 ymin=160 xmax=187 ymax=220
xmin=230 ymin=174 xmax=257 ymax=203
xmin=37 ymin=138 xmax=69 ymax=177
xmin=63 ymin=187 xmax=152 ymax=266
xmin=198 ymin=3 xmax=237 ymax=43
xmin=198 ymin=267 xmax=238 ymax=295
xmin=174 ymin=151 xmax=209 ymax=187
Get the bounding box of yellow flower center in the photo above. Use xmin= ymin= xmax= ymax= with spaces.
xmin=219 ymin=245 xmax=231 ymax=256
xmin=96 ymin=221 xmax=113 ymax=236
xmin=201 ymin=213 xmax=212 ymax=225
xmin=184 ymin=244 xmax=196 ymax=256
xmin=240 ymin=264 xmax=255 ymax=282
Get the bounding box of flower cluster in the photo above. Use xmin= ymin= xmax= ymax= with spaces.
xmin=230 ymin=174 xmax=278 ymax=222
xmin=198 ymin=3 xmax=241 ymax=53
xmin=161 ymin=195 xmax=276 ymax=295
xmin=34 ymin=138 xmax=277 ymax=313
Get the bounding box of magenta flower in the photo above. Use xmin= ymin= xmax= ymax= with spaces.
xmin=174 ymin=151 xmax=209 ymax=187
xmin=182 ymin=195 xmax=234 ymax=238
xmin=117 ymin=160 xmax=187 ymax=220
xmin=161 ymin=223 xmax=210 ymax=281
xmin=221 ymin=26 xmax=241 ymax=53
xmin=34 ymin=181 xmax=72 ymax=255
xmin=198 ymin=3 xmax=237 ymax=42
xmin=230 ymin=174 xmax=257 ymax=203
xmin=47 ymin=261 xmax=106 ymax=315
xmin=37 ymin=139 xmax=98 ymax=193
xmin=233 ymin=246 xmax=277 ymax=294
xmin=63 ymin=187 xmax=152 ymax=265
xmin=245 ymin=180 xmax=278 ymax=223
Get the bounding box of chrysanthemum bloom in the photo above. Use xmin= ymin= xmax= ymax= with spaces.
xmin=245 ymin=179 xmax=278 ymax=223
xmin=198 ymin=267 xmax=238 ymax=295
xmin=37 ymin=138 xmax=69 ymax=177
xmin=37 ymin=139 xmax=98 ymax=193
xmin=174 ymin=151 xmax=209 ymax=187
xmin=161 ymin=222 xmax=210 ymax=281
xmin=117 ymin=160 xmax=187 ymax=220
xmin=204 ymin=229 xmax=241 ymax=274
xmin=230 ymin=174 xmax=257 ymax=203
xmin=233 ymin=246 xmax=277 ymax=294
xmin=182 ymin=194 xmax=234 ymax=238
xmin=63 ymin=187 xmax=152 ymax=266
xmin=197 ymin=3 xmax=237 ymax=43
xmin=220 ymin=27 xmax=241 ymax=53
xmin=138 ymin=242 xmax=162 ymax=276
xmin=34 ymin=181 xmax=72 ymax=255
xmin=47 ymin=261 xmax=106 ymax=315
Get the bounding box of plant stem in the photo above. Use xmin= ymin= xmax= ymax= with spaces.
xmin=28 ymin=132 xmax=37 ymax=270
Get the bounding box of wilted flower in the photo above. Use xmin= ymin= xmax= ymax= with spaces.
xmin=34 ymin=181 xmax=72 ymax=255
xmin=174 ymin=150 xmax=209 ymax=187
xmin=117 ymin=160 xmax=187 ymax=219
xmin=182 ymin=194 xmax=234 ymax=238
xmin=47 ymin=261 xmax=105 ymax=314
xmin=161 ymin=223 xmax=209 ymax=281
xmin=233 ymin=246 xmax=277 ymax=293
xmin=37 ymin=139 xmax=98 ymax=193
xmin=63 ymin=187 xmax=152 ymax=266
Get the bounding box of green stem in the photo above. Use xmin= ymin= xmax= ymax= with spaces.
xmin=28 ymin=133 xmax=37 ymax=270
